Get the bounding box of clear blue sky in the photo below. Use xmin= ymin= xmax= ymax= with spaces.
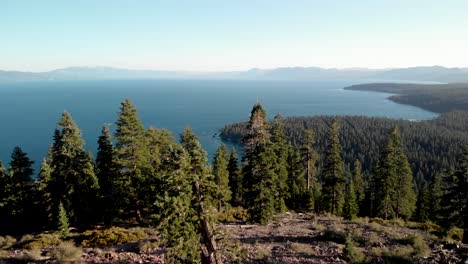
xmin=1 ymin=0 xmax=467 ymax=71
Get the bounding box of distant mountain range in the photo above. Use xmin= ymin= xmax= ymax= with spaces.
xmin=1 ymin=65 xmax=468 ymax=83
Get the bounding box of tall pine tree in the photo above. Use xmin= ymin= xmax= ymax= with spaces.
xmin=48 ymin=112 xmax=99 ymax=227
xmin=270 ymin=114 xmax=289 ymax=212
xmin=227 ymin=148 xmax=243 ymax=207
xmin=212 ymin=144 xmax=231 ymax=212
xmin=242 ymin=103 xmax=278 ymax=224
xmin=321 ymin=119 xmax=345 ymax=215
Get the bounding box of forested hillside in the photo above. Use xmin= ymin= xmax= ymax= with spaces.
xmin=345 ymin=83 xmax=468 ymax=113
xmin=220 ymin=111 xmax=468 ymax=185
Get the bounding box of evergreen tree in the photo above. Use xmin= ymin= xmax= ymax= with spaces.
xmin=373 ymin=127 xmax=416 ymax=220
xmin=321 ymin=119 xmax=345 ymax=215
xmin=415 ymin=181 xmax=430 ymax=222
xmin=441 ymin=146 xmax=468 ymax=229
xmin=300 ymin=129 xmax=318 ymax=191
xmin=286 ymin=148 xmax=306 ymax=210
xmin=270 ymin=114 xmax=289 ymax=212
xmin=114 ymin=99 xmax=152 ymax=221
xmin=36 ymin=148 xmax=54 ymax=229
xmin=227 ymin=148 xmax=243 ymax=207
xmin=180 ymin=128 xmax=221 ymax=263
xmin=352 ymin=160 xmax=365 ymax=205
xmin=57 ymin=202 xmax=70 ymax=238
xmin=428 ymin=172 xmax=443 ymax=224
xmin=157 ymin=145 xmax=201 ymax=263
xmin=96 ymin=124 xmax=117 ymax=224
xmin=212 ymin=144 xmax=231 ymax=211
xmin=0 ymin=160 xmax=10 ymax=233
xmin=242 ymin=103 xmax=278 ymax=224
xmin=8 ymin=146 xmax=36 ymax=232
xmin=343 ymin=175 xmax=359 ymax=220
xmin=48 ymin=112 xmax=99 ymax=227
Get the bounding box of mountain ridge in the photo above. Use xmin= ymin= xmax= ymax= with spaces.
xmin=1 ymin=65 xmax=468 ymax=83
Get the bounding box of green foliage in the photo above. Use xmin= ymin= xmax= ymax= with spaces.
xmin=344 ymin=236 xmax=366 ymax=263
xmin=47 ymin=112 xmax=100 ymax=227
xmin=415 ymin=181 xmax=431 ymax=222
xmin=50 ymin=241 xmax=82 ymax=263
xmin=23 ymin=233 xmax=62 ymax=249
xmin=213 ymin=144 xmax=231 ymax=211
xmin=352 ymin=160 xmax=365 ymax=206
xmin=57 ymin=202 xmax=70 ymax=238
xmin=372 ymin=127 xmax=416 ymax=220
xmin=227 ymin=148 xmax=243 ymax=207
xmin=81 ymin=227 xmax=147 ymax=248
xmin=270 ymin=114 xmax=289 ymax=212
xmin=114 ymin=99 xmax=152 ymax=221
xmin=343 ymin=175 xmax=359 ymax=220
xmin=243 ymin=103 xmax=278 ymax=224
xmin=321 ymin=119 xmax=345 ymax=215
xmin=96 ymin=124 xmax=118 ymax=225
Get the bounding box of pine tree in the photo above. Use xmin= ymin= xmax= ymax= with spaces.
xmin=415 ymin=181 xmax=430 ymax=222
xmin=428 ymin=172 xmax=443 ymax=224
xmin=57 ymin=202 xmax=70 ymax=238
xmin=96 ymin=124 xmax=117 ymax=225
xmin=352 ymin=160 xmax=365 ymax=205
xmin=8 ymin=146 xmax=36 ymax=232
xmin=270 ymin=114 xmax=289 ymax=212
xmin=227 ymin=148 xmax=243 ymax=207
xmin=301 ymin=129 xmax=318 ymax=191
xmin=0 ymin=160 xmax=10 ymax=232
xmin=180 ymin=128 xmax=221 ymax=264
xmin=286 ymin=148 xmax=306 ymax=210
xmin=48 ymin=112 xmax=99 ymax=227
xmin=213 ymin=144 xmax=231 ymax=211
xmin=242 ymin=103 xmax=278 ymax=224
xmin=373 ymin=127 xmax=416 ymax=220
xmin=114 ymin=99 xmax=152 ymax=221
xmin=321 ymin=119 xmax=345 ymax=215
xmin=343 ymin=175 xmax=359 ymax=220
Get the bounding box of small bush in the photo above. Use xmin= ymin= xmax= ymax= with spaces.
xmin=23 ymin=233 xmax=62 ymax=249
xmin=289 ymin=242 xmax=315 ymax=255
xmin=50 ymin=241 xmax=82 ymax=263
xmin=368 ymin=222 xmax=384 ymax=232
xmin=254 ymin=247 xmax=271 ymax=260
xmin=19 ymin=234 xmax=34 ymax=244
xmin=366 ymin=233 xmax=381 ymax=246
xmin=409 ymin=235 xmax=431 ymax=258
xmin=137 ymin=239 xmax=159 ymax=252
xmin=344 ymin=236 xmax=366 ymax=264
xmin=382 ymin=245 xmax=414 ymax=264
xmin=0 ymin=249 xmax=8 ymax=258
xmin=445 ymin=227 xmax=463 ymax=242
xmin=218 ymin=206 xmax=248 ymax=222
xmin=387 ymin=218 xmax=405 ymax=228
xmin=310 ymin=223 xmax=326 ymax=232
xmin=322 ymin=225 xmax=347 ymax=244
xmin=0 ymin=236 xmax=16 ymax=250
xmin=81 ymin=227 xmax=147 ymax=248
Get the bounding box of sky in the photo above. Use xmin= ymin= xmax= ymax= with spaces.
xmin=1 ymin=0 xmax=468 ymax=72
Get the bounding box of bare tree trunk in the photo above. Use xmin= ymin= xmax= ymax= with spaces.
xmin=195 ymin=181 xmax=221 ymax=264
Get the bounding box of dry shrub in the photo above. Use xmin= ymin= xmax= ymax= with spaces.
xmin=254 ymin=247 xmax=271 ymax=260
xmin=409 ymin=234 xmax=431 ymax=258
xmin=310 ymin=223 xmax=326 ymax=232
xmin=0 ymin=236 xmax=16 ymax=250
xmin=322 ymin=224 xmax=347 ymax=244
xmin=218 ymin=206 xmax=248 ymax=222
xmin=289 ymin=242 xmax=315 ymax=255
xmin=23 ymin=233 xmax=62 ymax=249
xmin=382 ymin=245 xmax=414 ymax=264
xmin=81 ymin=227 xmax=147 ymax=248
xmin=50 ymin=241 xmax=82 ymax=263
xmin=368 ymin=222 xmax=384 ymax=232
xmin=366 ymin=232 xmax=381 ymax=246
xmin=445 ymin=227 xmax=463 ymax=242
xmin=137 ymin=239 xmax=159 ymax=252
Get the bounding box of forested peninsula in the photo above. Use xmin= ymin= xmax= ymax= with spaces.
xmin=344 ymin=82 xmax=468 ymax=113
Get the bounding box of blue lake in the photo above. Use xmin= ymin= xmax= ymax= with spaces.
xmin=0 ymin=79 xmax=437 ymax=173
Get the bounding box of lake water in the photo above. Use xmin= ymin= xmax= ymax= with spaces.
xmin=0 ymin=79 xmax=437 ymax=173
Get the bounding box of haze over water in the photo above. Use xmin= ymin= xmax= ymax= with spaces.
xmin=0 ymin=79 xmax=437 ymax=173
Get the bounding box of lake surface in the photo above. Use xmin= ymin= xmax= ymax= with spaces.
xmin=0 ymin=79 xmax=437 ymax=173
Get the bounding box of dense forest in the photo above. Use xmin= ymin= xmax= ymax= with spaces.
xmin=344 ymin=83 xmax=468 ymax=113
xmin=0 ymin=100 xmax=467 ymax=263
xmin=221 ymin=111 xmax=468 ymax=186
